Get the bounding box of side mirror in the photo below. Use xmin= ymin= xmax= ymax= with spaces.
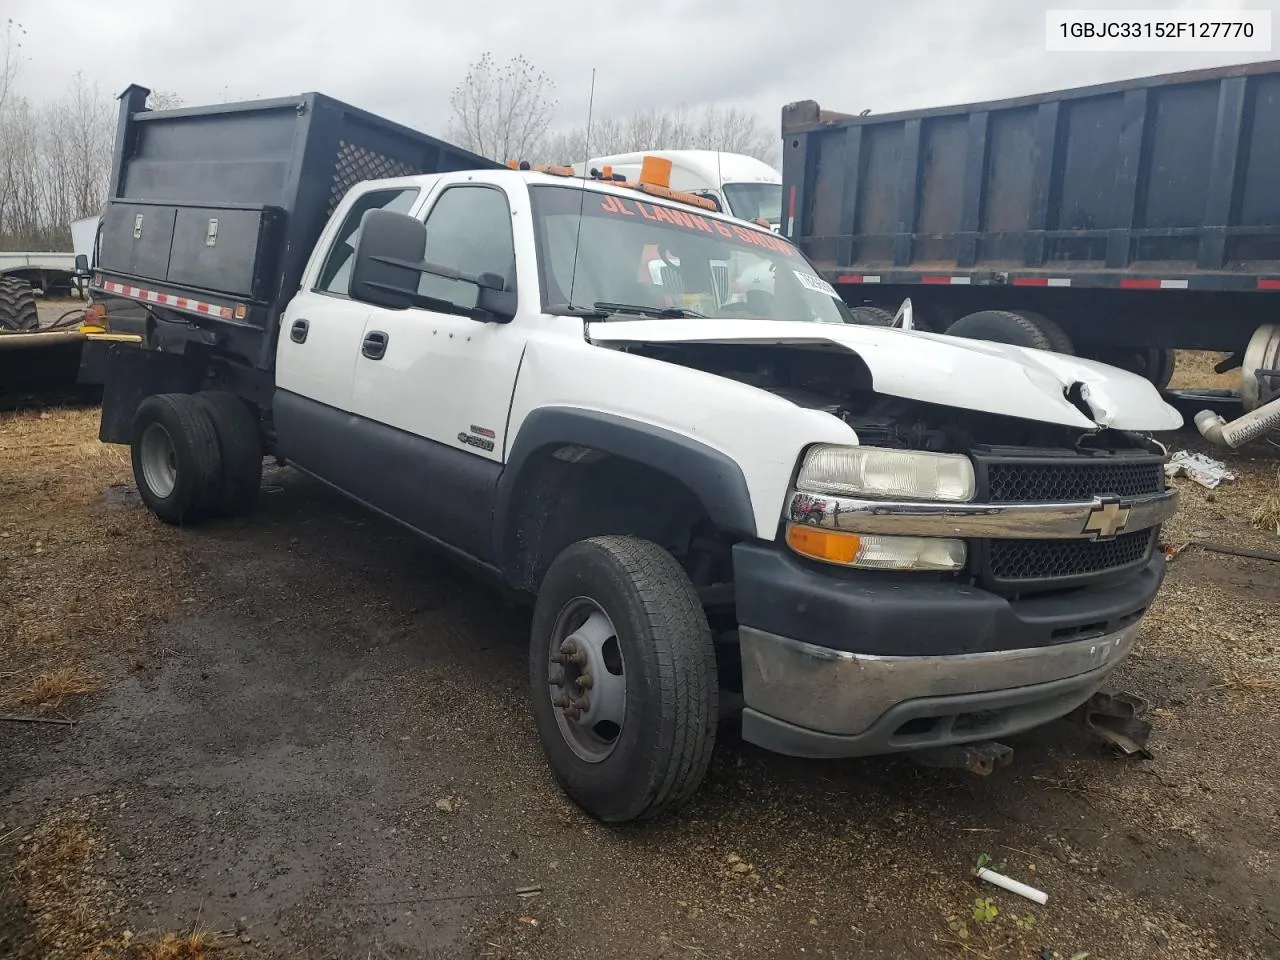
xmin=350 ymin=209 xmax=516 ymax=323
xmin=74 ymin=254 xmax=89 ymax=275
xmin=351 ymin=209 xmax=428 ymax=310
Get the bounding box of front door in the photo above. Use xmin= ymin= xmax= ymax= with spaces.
xmin=347 ymin=181 xmax=527 ymax=560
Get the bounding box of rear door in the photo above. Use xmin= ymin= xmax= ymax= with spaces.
xmin=273 ymin=184 xmax=420 ymax=481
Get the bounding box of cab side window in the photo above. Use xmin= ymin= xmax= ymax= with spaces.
xmin=418 ymin=186 xmax=516 ymax=309
xmin=314 ymin=187 xmax=419 ymax=297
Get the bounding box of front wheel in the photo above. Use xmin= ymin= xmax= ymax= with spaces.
xmin=529 ymin=536 xmax=718 ymax=822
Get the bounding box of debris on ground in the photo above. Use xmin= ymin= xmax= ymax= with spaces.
xmin=1165 ymin=450 xmax=1236 ymax=489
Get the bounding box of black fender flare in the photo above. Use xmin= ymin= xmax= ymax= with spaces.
xmin=494 ymin=407 xmax=757 ymax=582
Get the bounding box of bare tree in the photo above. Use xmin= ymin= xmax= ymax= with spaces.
xmin=147 ymin=90 xmax=185 ymax=111
xmin=448 ymin=52 xmax=558 ymax=162
xmin=0 ymin=71 xmax=115 ymax=251
xmin=535 ymin=103 xmax=778 ymax=167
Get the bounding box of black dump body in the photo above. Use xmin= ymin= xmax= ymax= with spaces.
xmin=94 ymin=84 xmax=500 ymax=368
xmin=781 ymin=60 xmax=1280 ymax=352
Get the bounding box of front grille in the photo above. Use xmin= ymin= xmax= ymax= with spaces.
xmin=987 ymin=529 xmax=1156 ymax=584
xmin=984 ymin=458 xmax=1164 ymax=503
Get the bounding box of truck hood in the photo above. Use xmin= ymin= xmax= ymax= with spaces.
xmin=586 ymin=318 xmax=1184 ymax=432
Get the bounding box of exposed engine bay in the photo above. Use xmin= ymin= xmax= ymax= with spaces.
xmin=625 ymin=341 xmax=1163 ymax=456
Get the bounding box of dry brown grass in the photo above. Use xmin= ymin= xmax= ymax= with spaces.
xmin=0 ymin=663 xmax=100 ymax=711
xmin=1213 ymin=670 xmax=1280 ymax=694
xmin=8 ymin=810 xmax=236 ymax=960
xmin=1252 ymin=472 xmax=1280 ymax=536
xmin=0 ymin=406 xmax=194 ymax=666
xmin=1168 ymin=349 xmax=1243 ymax=391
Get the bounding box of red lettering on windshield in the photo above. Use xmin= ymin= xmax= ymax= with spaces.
xmin=599 ymin=195 xmax=634 ymax=216
xmin=592 ymin=191 xmax=790 ymax=250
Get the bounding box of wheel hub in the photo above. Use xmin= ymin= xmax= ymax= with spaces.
xmin=139 ymin=422 xmax=179 ymax=499
xmin=547 ymin=600 xmax=627 ymax=763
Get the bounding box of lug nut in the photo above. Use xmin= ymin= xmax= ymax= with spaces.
xmin=576 ymin=673 xmax=593 ymax=690
xmin=570 ymin=696 xmax=590 ymax=712
xmin=559 ymin=640 xmax=587 ymax=666
xmin=548 ymin=670 xmax=565 ymax=687
xmin=553 ymin=694 xmax=570 ymax=709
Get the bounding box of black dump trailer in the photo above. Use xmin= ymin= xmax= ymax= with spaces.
xmin=781 ymin=60 xmax=1280 ymax=400
xmin=91 ymin=84 xmax=500 ymax=374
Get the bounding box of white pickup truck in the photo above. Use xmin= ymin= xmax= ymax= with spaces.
xmin=92 ymin=87 xmax=1182 ymax=822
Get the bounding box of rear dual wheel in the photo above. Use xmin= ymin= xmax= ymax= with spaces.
xmin=131 ymin=392 xmax=262 ymax=525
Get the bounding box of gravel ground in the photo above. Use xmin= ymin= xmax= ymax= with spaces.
xmin=1 ymin=402 xmax=1278 ymax=960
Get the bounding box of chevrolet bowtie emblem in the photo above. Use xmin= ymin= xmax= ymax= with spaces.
xmin=1083 ymin=499 xmax=1131 ymax=540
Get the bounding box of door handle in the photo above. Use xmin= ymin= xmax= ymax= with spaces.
xmin=362 ymin=330 xmax=389 ymax=360
xmin=290 ymin=318 xmax=309 ymax=344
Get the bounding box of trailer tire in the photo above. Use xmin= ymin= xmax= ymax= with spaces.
xmin=1015 ymin=310 xmax=1076 ymax=354
xmin=1084 ymin=346 xmax=1175 ymax=389
xmin=529 ymin=535 xmax=718 ymax=823
xmin=0 ymin=277 xmax=39 ymax=332
xmin=946 ymin=310 xmax=1055 ymax=351
xmin=131 ymin=394 xmax=223 ymax=526
xmin=194 ymin=391 xmax=263 ymax=518
xmin=848 ymin=306 xmax=896 ymax=327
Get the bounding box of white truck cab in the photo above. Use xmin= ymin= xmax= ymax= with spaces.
xmin=94 ymin=87 xmax=1184 ymax=824
xmin=572 ymin=150 xmax=783 ymax=230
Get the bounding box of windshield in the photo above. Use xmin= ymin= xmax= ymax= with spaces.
xmin=529 ymin=184 xmax=849 ymax=325
xmin=721 ymin=181 xmax=782 ymax=225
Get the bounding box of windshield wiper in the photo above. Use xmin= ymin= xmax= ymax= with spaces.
xmin=554 ymin=301 xmax=705 ymax=320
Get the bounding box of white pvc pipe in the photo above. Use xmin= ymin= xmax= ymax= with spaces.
xmin=976 ymin=868 xmax=1049 ymax=905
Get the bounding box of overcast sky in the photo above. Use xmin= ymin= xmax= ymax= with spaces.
xmin=7 ymin=0 xmax=1279 ymax=146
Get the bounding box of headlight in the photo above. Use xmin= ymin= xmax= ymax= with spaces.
xmin=797 ymin=444 xmax=975 ymax=502
xmin=786 ymin=525 xmax=967 ymax=571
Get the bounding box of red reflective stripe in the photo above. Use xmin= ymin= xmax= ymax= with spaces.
xmin=1259 ymin=279 xmax=1280 ymax=290
xmin=102 ymin=280 xmax=232 ymax=319
xmin=837 ymin=275 xmax=863 ymax=283
xmin=1119 ymin=279 xmax=1161 ymax=289
xmin=1012 ymin=277 xmax=1049 ymax=286
xmin=921 ymin=275 xmax=951 ymax=284
xmin=788 ymin=185 xmax=796 ymax=219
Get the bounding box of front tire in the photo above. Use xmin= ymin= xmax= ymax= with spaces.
xmin=529 ymin=536 xmax=718 ymax=822
xmin=131 ymin=394 xmax=223 ymax=525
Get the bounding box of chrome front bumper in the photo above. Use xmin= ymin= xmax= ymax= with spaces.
xmin=739 ymin=621 xmax=1142 ymax=758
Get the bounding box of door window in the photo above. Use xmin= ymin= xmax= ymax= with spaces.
xmin=314 ymin=187 xmax=419 ymax=297
xmin=418 ymin=186 xmax=517 ymax=309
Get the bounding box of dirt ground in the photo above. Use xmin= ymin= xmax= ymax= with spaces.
xmin=1 ymin=361 xmax=1278 ymax=960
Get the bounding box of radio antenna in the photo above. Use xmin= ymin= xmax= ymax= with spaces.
xmin=566 ymin=67 xmax=597 ymax=313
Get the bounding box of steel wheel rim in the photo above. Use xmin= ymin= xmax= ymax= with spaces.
xmin=139 ymin=422 xmax=179 ymax=499
xmin=547 ymin=597 xmax=627 ymax=763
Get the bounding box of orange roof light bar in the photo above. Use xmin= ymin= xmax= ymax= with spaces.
xmin=638 ymin=154 xmax=672 ymax=189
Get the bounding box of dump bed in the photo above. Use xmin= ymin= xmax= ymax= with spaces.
xmin=95 ymin=84 xmax=500 ymax=366
xmin=781 ymin=60 xmax=1280 ymax=290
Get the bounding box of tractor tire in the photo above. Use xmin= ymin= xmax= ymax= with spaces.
xmin=529 ymin=535 xmax=718 ymax=822
xmin=130 ymin=393 xmax=223 ymax=526
xmin=0 ymin=277 xmax=39 ymax=332
xmin=946 ymin=309 xmax=1054 ymax=351
xmin=194 ymin=391 xmax=263 ymax=518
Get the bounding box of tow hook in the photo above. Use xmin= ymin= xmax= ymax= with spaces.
xmin=1066 ymin=689 xmax=1154 ymax=759
xmin=911 ymin=741 xmax=1014 ymax=776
